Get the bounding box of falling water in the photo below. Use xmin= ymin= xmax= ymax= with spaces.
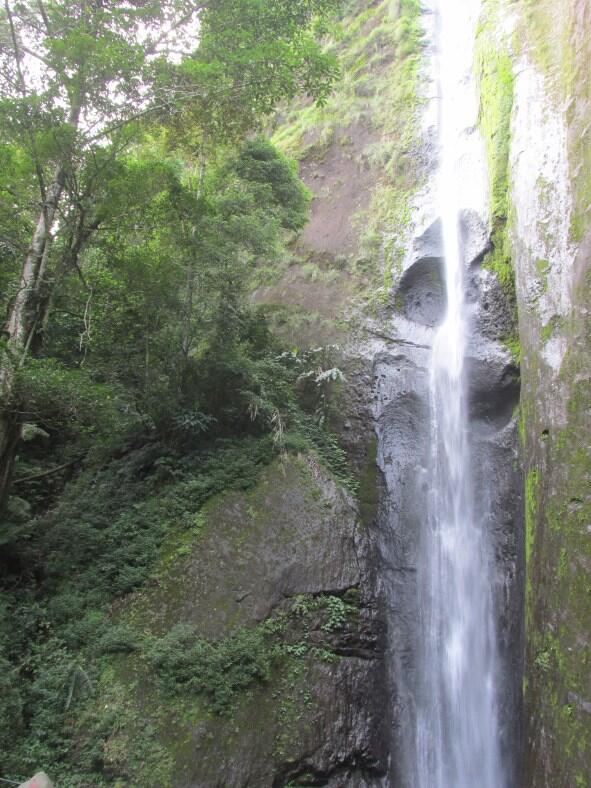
xmin=414 ymin=0 xmax=505 ymax=786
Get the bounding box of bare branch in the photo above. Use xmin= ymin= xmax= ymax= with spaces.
xmin=35 ymin=0 xmax=52 ymax=36
xmin=143 ymin=9 xmax=201 ymax=57
xmin=13 ymin=456 xmax=84 ymax=484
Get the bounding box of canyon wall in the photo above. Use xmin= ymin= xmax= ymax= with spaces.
xmin=508 ymin=1 xmax=591 ymax=784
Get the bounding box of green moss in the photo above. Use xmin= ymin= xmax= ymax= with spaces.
xmin=535 ymin=258 xmax=551 ymax=293
xmin=358 ymin=436 xmax=379 ymax=526
xmin=557 ymin=547 xmax=568 ymax=580
xmin=476 ymin=0 xmax=519 ymax=338
xmin=540 ymin=315 xmax=564 ymax=344
xmin=502 ymin=335 xmax=521 ymax=365
xmin=518 ymin=406 xmax=526 ymax=448
xmin=534 ymin=649 xmax=551 ymax=672
xmin=482 ymin=220 xmax=517 ymax=330
xmin=58 ymin=452 xmax=366 ymax=784
xmin=102 ymin=588 xmax=360 ymax=783
xmin=522 ymin=261 xmax=591 ymax=784
xmin=475 ymin=0 xmax=515 ymax=222
xmin=525 ymin=468 xmax=539 ymax=570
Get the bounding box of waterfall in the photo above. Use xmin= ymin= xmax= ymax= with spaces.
xmin=414 ymin=0 xmax=505 ymax=786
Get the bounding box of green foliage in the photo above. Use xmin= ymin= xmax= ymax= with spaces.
xmin=0 ymin=0 xmax=342 ymax=512
xmin=534 ymin=649 xmax=552 ymax=673
xmin=146 ymin=590 xmax=356 ymax=717
xmin=0 ymin=2 xmax=361 ymax=780
xmin=320 ymin=595 xmax=348 ymax=632
xmin=1 ymin=136 xmax=313 ymax=457
xmin=227 ymin=137 xmax=311 ymax=231
xmin=147 ymin=623 xmax=276 ymax=714
xmin=0 ymin=599 xmax=23 ymax=770
xmin=14 ymin=357 xmax=131 ymax=445
xmin=186 ymin=0 xmax=341 ymax=138
xmin=0 ymin=435 xmax=274 ymax=776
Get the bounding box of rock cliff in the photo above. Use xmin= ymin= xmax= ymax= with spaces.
xmin=508 ymin=0 xmax=591 ymax=784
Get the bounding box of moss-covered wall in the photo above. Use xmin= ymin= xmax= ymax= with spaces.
xmin=505 ymin=0 xmax=591 ymax=784
xmin=67 ymin=457 xmax=387 ymax=787
xmin=474 ymin=0 xmax=591 ymax=781
xmin=474 ymin=0 xmax=518 ymax=355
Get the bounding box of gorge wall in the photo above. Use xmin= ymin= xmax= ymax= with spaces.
xmin=508 ymin=1 xmax=591 ymax=785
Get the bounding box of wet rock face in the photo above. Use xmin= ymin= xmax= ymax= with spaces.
xmin=372 ymin=342 xmax=431 ymax=788
xmin=375 ymin=209 xmax=524 ymax=786
xmin=397 ymin=219 xmax=446 ymax=327
xmin=118 ymin=458 xmax=389 ymax=788
xmin=465 ymin=342 xmax=520 ymax=426
xmin=468 ymin=267 xmax=514 ymax=341
xmin=398 ymin=256 xmax=446 ymax=327
xmin=510 ymin=29 xmax=591 ymax=785
xmin=397 ymin=212 xmax=495 ymax=329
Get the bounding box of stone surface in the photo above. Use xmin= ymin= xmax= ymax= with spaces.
xmin=129 ymin=460 xmax=366 ymax=639
xmin=465 ymin=338 xmax=520 ymax=426
xmin=397 ymin=255 xmax=446 ymax=328
xmin=509 ymin=3 xmax=591 ymax=782
xmin=114 ymin=458 xmax=388 ymax=788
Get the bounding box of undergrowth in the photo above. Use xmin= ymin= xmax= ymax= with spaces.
xmin=0 ymin=341 xmax=355 ymax=781
xmin=145 ymin=593 xmax=356 ymax=716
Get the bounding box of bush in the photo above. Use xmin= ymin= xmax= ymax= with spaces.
xmin=147 ymin=624 xmax=276 ymax=714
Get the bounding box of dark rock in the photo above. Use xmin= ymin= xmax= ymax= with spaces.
xmin=396 ymin=211 xmax=493 ymax=329
xmin=466 ymin=341 xmax=521 ymax=427
xmin=468 ymin=266 xmax=515 ymax=343
xmin=460 ymin=208 xmax=492 ymax=267
xmin=397 ymin=255 xmax=446 ymax=327
xmin=114 ymin=458 xmax=388 ymax=788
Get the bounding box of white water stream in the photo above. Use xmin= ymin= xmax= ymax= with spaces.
xmin=414 ymin=1 xmax=505 ymax=786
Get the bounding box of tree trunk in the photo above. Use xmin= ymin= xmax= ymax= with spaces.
xmin=0 ymin=411 xmax=24 ymax=511
xmin=180 ymin=150 xmax=207 ymax=364
xmin=0 ymin=168 xmax=66 ymax=511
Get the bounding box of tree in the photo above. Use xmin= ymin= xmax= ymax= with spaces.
xmin=0 ymin=0 xmax=340 ymax=508
xmin=38 ymin=136 xmax=309 ymax=434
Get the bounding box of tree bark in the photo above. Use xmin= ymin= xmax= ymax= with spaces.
xmin=180 ymin=148 xmax=207 ymax=364
xmin=0 ymin=411 xmax=24 ymax=511
xmin=0 ymin=168 xmax=68 ymax=511
xmin=1 ymin=168 xmax=66 ymax=369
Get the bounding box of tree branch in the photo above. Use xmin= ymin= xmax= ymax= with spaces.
xmin=3 ymin=0 xmax=47 ymax=203
xmin=36 ymin=0 xmax=52 ymax=36
xmin=0 ymin=37 xmax=53 ymax=68
xmin=12 ymin=456 xmax=84 ymax=484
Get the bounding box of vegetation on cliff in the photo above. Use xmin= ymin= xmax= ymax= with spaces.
xmin=475 ymin=0 xmax=518 ymax=361
xmin=0 ymin=0 xmax=341 ymax=509
xmin=0 ymin=1 xmax=364 ymax=783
